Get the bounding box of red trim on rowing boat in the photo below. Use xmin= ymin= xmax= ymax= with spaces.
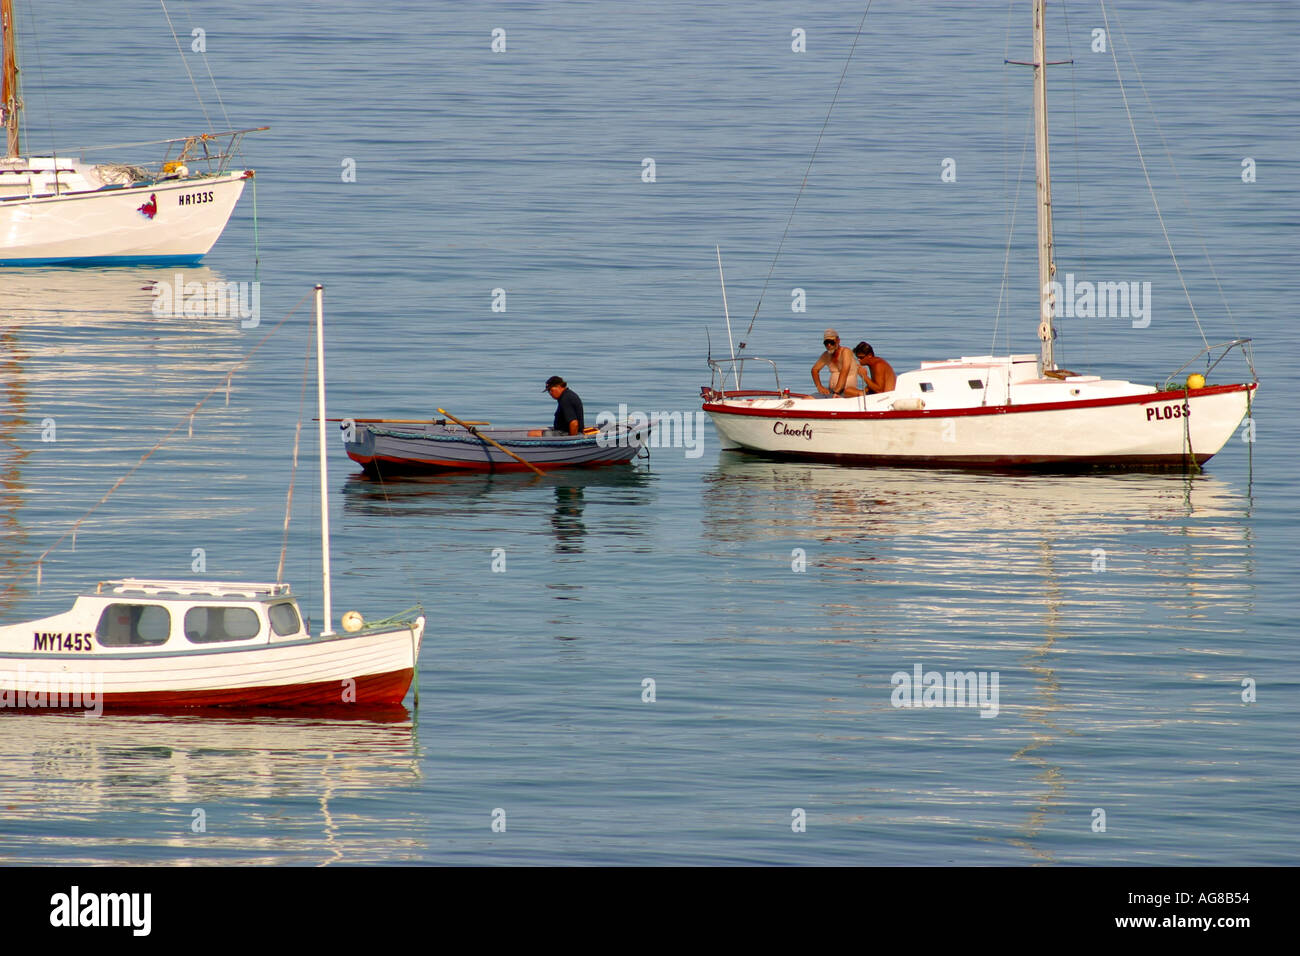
xmin=347 ymin=452 xmax=634 ymax=473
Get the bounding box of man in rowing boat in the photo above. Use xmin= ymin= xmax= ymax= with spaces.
xmin=528 ymin=375 xmax=584 ymax=437
xmin=811 ymin=329 xmax=862 ymax=397
xmin=854 ymin=342 xmax=897 ymax=394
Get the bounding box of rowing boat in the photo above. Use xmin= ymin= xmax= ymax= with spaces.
xmin=342 ymin=420 xmax=653 ymax=476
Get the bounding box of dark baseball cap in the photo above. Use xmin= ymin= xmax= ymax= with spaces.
xmin=544 ymin=375 xmax=566 ymax=391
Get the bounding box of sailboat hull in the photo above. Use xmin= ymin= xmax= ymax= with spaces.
xmin=0 ymin=172 xmax=249 ymax=265
xmin=704 ymin=383 xmax=1255 ymax=469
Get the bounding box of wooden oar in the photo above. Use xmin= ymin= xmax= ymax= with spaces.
xmin=318 ymin=417 xmax=490 ymax=425
xmin=437 ymin=408 xmax=545 ymax=477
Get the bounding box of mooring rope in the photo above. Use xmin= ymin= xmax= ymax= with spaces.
xmin=251 ymin=172 xmax=261 ymax=281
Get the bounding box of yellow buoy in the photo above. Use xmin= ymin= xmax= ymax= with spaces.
xmin=1186 ymin=373 xmax=1206 ymax=390
xmin=341 ymin=610 xmax=364 ymax=632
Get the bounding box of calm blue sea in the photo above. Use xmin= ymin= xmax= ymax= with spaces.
xmin=1 ymin=0 xmax=1297 ymax=865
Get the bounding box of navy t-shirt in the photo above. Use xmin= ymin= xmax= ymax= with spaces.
xmin=553 ymin=389 xmax=584 ymax=432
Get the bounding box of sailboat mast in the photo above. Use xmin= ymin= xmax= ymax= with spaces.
xmin=1 ymin=0 xmax=19 ymax=157
xmin=1032 ymin=0 xmax=1056 ymax=374
xmin=314 ymin=284 xmax=335 ymax=637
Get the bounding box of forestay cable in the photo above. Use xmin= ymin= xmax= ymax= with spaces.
xmin=16 ymin=289 xmax=315 ymax=598
xmin=738 ymin=2 xmax=875 ymax=356
xmin=1098 ymin=0 xmax=1209 ymax=351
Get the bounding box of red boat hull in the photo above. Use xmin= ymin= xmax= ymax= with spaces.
xmin=3 ymin=667 xmax=415 ymax=712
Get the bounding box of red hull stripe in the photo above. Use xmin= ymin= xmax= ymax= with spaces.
xmin=6 ymin=667 xmax=415 ymax=711
xmin=730 ymin=449 xmax=1214 ymax=469
xmin=348 ymin=452 xmax=630 ymax=473
xmin=703 ymin=382 xmax=1255 ymax=420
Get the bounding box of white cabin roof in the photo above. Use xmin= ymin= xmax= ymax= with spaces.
xmin=93 ymin=579 xmax=293 ymax=601
xmin=919 ymin=354 xmax=1038 ymax=369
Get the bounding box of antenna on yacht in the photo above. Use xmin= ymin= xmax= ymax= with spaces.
xmin=716 ymin=246 xmax=739 ymax=390
xmin=314 ymin=284 xmax=334 ymax=636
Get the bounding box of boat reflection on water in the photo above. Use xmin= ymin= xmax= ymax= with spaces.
xmin=702 ymin=452 xmax=1252 ymax=604
xmin=0 ymin=325 xmax=30 ymax=610
xmin=0 ymin=265 xmax=245 ymax=327
xmin=550 ymin=483 xmax=586 ymax=554
xmin=0 ymin=707 xmax=421 ymax=865
xmin=701 ymin=453 xmax=1255 ymax=863
xmin=342 ymin=467 xmax=655 ymax=555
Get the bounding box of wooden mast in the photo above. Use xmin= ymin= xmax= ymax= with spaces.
xmin=1 ymin=0 xmax=19 ymax=157
xmin=1033 ymin=0 xmax=1057 ymax=374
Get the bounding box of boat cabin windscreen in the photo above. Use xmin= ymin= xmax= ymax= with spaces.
xmin=95 ymin=604 xmax=171 ymax=647
xmin=184 ymin=606 xmax=262 ymax=644
xmin=268 ymin=602 xmax=301 ymax=637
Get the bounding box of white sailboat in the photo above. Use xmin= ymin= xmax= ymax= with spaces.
xmin=702 ymin=1 xmax=1257 ymax=469
xmin=0 ymin=0 xmax=263 ymax=265
xmin=0 ymin=286 xmax=426 ymax=711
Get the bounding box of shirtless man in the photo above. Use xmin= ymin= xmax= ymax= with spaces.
xmin=853 ymin=342 xmax=897 ymax=394
xmin=811 ymin=329 xmax=862 ymax=397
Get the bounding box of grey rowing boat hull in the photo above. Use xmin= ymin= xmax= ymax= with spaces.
xmin=343 ymin=422 xmax=652 ymax=475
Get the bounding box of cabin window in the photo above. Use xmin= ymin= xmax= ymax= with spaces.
xmin=968 ymin=379 xmax=983 ymax=389
xmin=920 ymin=383 xmax=934 ymax=392
xmin=96 ymin=604 xmax=171 ymax=647
xmin=184 ymin=606 xmax=262 ymax=644
xmin=269 ymin=603 xmax=302 ymax=637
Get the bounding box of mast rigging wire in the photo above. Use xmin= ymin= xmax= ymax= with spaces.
xmin=738 ymin=2 xmax=874 ymax=355
xmin=160 ymin=0 xmax=213 ymax=134
xmin=1098 ymin=0 xmax=1209 ymax=352
xmin=179 ymin=0 xmax=233 ymax=133
xmin=277 ymin=335 xmax=315 ymax=584
xmin=13 ymin=289 xmax=315 ymax=599
xmin=1104 ymin=1 xmax=1240 ymax=341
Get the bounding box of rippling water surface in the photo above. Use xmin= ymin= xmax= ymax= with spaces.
xmin=1 ymin=0 xmax=1297 ymax=865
